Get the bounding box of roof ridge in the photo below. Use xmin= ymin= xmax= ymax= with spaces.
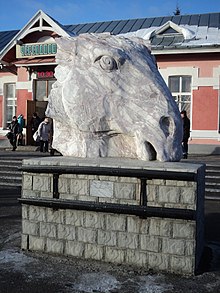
xmin=62 ymin=11 xmax=220 ymax=27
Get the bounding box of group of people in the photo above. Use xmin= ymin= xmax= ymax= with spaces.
xmin=8 ymin=109 xmax=190 ymax=158
xmin=8 ymin=112 xmax=52 ymax=153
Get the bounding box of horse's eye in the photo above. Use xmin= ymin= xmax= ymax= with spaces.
xmin=96 ymin=55 xmax=118 ymax=71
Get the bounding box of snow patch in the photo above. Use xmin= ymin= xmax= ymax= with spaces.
xmin=0 ymin=249 xmax=37 ymax=272
xmin=72 ymin=272 xmax=120 ymax=292
xmin=70 ymin=272 xmax=173 ymax=293
xmin=137 ymin=275 xmax=173 ymax=293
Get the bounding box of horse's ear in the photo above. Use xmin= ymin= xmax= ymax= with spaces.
xmin=55 ymin=37 xmax=77 ymax=64
xmin=56 ymin=37 xmax=77 ymax=52
xmin=125 ymin=36 xmax=151 ymax=51
xmin=138 ymin=38 xmax=151 ymax=51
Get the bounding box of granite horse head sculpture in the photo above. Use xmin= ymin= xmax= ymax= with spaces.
xmin=46 ymin=33 xmax=182 ymax=161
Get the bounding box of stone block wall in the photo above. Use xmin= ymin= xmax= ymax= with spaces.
xmin=21 ymin=157 xmax=205 ymax=275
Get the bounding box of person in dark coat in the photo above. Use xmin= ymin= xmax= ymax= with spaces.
xmin=8 ymin=116 xmax=20 ymax=151
xmin=30 ymin=112 xmax=41 ymax=145
xmin=31 ymin=112 xmax=41 ymax=136
xmin=181 ymin=110 xmax=190 ymax=159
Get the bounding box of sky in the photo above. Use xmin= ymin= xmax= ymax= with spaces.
xmin=0 ymin=0 xmax=220 ymax=31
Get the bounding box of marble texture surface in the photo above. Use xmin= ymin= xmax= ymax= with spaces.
xmin=46 ymin=33 xmax=182 ymax=161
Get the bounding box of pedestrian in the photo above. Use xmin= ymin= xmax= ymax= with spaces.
xmin=181 ymin=110 xmax=190 ymax=159
xmin=30 ymin=112 xmax=41 ymax=136
xmin=17 ymin=114 xmax=24 ymax=146
xmin=8 ymin=116 xmax=20 ymax=151
xmin=38 ymin=117 xmax=50 ymax=152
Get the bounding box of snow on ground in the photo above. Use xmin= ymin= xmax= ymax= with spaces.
xmin=0 ymin=249 xmax=38 ymax=272
xmin=71 ymin=272 xmax=173 ymax=293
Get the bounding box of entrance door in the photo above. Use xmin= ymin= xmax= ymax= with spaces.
xmin=26 ymin=100 xmax=48 ymax=145
xmin=36 ymin=101 xmax=48 ymax=120
xmin=26 ymin=100 xmax=36 ymax=145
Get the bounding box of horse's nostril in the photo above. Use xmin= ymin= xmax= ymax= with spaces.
xmin=160 ymin=116 xmax=174 ymax=138
xmin=144 ymin=141 xmax=157 ymax=160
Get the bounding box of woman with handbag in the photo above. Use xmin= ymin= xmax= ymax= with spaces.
xmin=38 ymin=117 xmax=51 ymax=152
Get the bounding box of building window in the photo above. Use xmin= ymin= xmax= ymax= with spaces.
xmin=35 ymin=79 xmax=55 ymax=101
xmin=5 ymin=83 xmax=16 ymax=127
xmin=168 ymin=76 xmax=191 ymax=117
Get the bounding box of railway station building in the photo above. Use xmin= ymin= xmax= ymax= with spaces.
xmin=0 ymin=10 xmax=220 ymax=145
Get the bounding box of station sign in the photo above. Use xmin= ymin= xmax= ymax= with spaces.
xmin=16 ymin=42 xmax=57 ymax=58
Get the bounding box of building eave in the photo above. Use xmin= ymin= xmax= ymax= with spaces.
xmin=13 ymin=57 xmax=57 ymax=67
xmin=14 ymin=62 xmax=57 ymax=67
xmin=152 ymin=45 xmax=220 ymax=55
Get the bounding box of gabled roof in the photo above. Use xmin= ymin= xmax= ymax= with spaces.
xmin=114 ymin=13 xmax=220 ymax=52
xmin=0 ymin=30 xmax=19 ymax=52
xmin=151 ymin=20 xmax=195 ymax=40
xmin=0 ymin=10 xmax=220 ymax=60
xmin=0 ymin=10 xmax=70 ymax=62
xmin=62 ymin=12 xmax=220 ymax=36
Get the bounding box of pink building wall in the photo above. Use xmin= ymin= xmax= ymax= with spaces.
xmin=157 ymin=53 xmax=220 ymax=78
xmin=16 ymin=89 xmax=32 ymax=122
xmin=192 ymin=87 xmax=218 ymax=130
xmin=157 ymin=53 xmax=220 ymax=134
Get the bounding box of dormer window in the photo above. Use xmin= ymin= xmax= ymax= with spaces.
xmin=150 ymin=21 xmax=195 ymax=46
xmin=160 ymin=27 xmax=182 ymax=36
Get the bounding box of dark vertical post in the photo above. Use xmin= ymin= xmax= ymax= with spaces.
xmin=140 ymin=178 xmax=147 ymax=206
xmin=53 ymin=173 xmax=60 ymax=199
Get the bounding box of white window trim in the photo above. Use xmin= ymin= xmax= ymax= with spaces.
xmin=159 ymin=67 xmax=194 ymax=127
xmin=159 ymin=66 xmax=198 ymax=88
xmin=213 ymin=65 xmax=220 ymax=90
xmin=4 ymin=83 xmax=17 ymax=128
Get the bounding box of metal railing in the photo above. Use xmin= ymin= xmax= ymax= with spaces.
xmin=19 ymin=164 xmax=198 ymax=220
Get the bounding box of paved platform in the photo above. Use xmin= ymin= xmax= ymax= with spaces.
xmin=0 ymin=136 xmax=37 ymax=152
xmin=189 ymin=144 xmax=220 ymax=155
xmin=1 ymin=135 xmax=220 ymax=156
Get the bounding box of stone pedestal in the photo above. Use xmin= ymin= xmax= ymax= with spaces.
xmin=20 ymin=157 xmax=205 ymax=275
